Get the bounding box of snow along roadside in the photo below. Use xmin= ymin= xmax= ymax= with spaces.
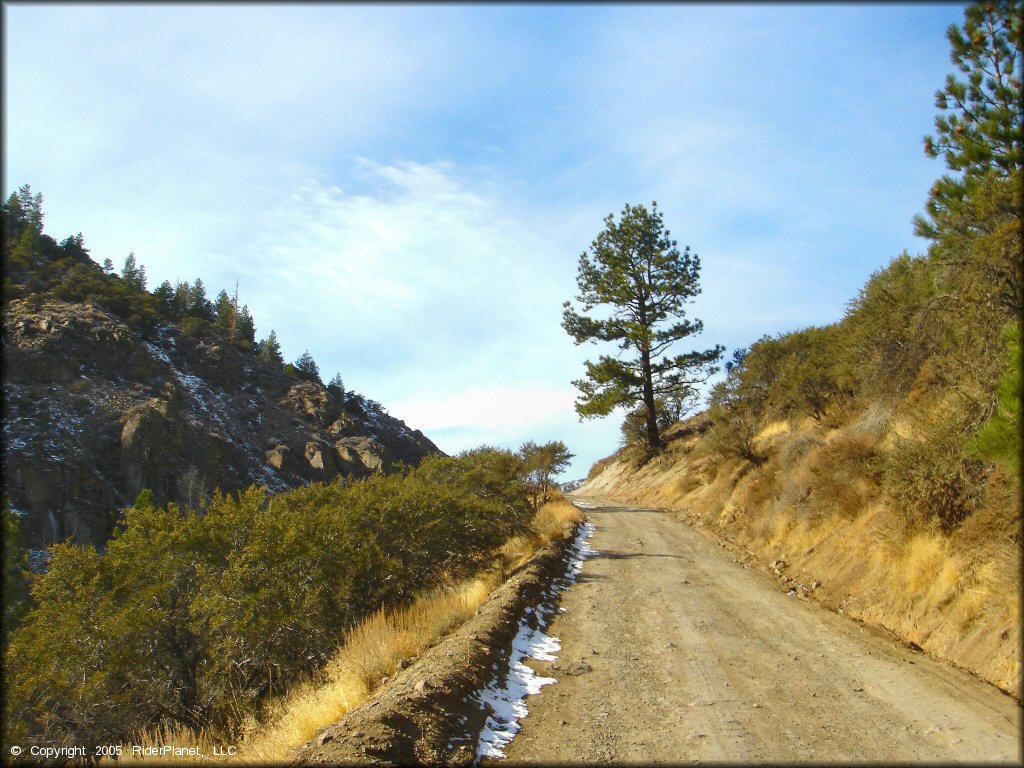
xmin=295 ymin=519 xmax=592 ymax=766
xmin=471 ymin=513 xmax=598 ymax=760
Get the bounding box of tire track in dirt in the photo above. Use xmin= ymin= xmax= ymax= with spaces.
xmin=495 ymin=500 xmax=1021 ymax=764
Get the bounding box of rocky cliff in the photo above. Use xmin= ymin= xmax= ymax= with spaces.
xmin=3 ymin=297 xmax=440 ymax=552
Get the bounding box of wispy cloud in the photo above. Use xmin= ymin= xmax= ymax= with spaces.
xmin=4 ymin=3 xmax=966 ymax=478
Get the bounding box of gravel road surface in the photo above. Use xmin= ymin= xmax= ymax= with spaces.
xmin=496 ymin=500 xmax=1021 ymax=764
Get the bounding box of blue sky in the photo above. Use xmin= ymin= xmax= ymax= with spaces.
xmin=4 ymin=3 xmax=966 ymax=480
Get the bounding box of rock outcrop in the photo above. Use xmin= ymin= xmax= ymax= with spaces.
xmin=2 ymin=298 xmax=440 ymax=551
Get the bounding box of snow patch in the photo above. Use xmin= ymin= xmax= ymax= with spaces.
xmin=473 ymin=622 xmax=560 ymax=759
xmin=469 ymin=518 xmax=598 ymax=761
xmin=144 ymin=341 xmax=172 ymax=365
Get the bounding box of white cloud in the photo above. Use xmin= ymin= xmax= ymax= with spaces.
xmin=4 ymin=3 xmax=967 ymax=482
xmin=242 ymin=160 xmax=532 ymax=350
xmin=389 ymin=385 xmax=577 ymax=444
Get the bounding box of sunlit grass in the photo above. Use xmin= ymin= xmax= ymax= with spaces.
xmin=237 ymin=573 xmax=499 ymax=763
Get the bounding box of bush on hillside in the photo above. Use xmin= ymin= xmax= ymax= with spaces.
xmin=882 ymin=414 xmax=990 ymax=534
xmin=5 ymin=452 xmax=533 ymax=747
xmin=969 ymin=321 xmax=1022 ymax=474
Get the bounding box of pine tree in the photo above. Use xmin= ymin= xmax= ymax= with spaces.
xmin=237 ymin=305 xmax=256 ymax=343
xmin=60 ymin=233 xmax=87 ymax=258
xmin=4 ymin=184 xmax=44 ymax=234
xmin=5 ymin=185 xmax=45 ymax=268
xmin=292 ymin=350 xmax=321 ymax=383
xmin=562 ymin=202 xmax=723 ymax=450
xmin=915 ymin=1 xmax=1023 ymax=314
xmin=187 ymin=278 xmax=213 ymax=320
xmin=173 ymin=281 xmax=191 ymax=318
xmin=258 ymin=330 xmax=284 ymax=367
xmin=327 ymin=372 xmax=345 ymax=399
xmin=153 ymin=280 xmax=176 ymax=317
xmin=121 ymin=253 xmax=147 ymax=291
xmin=102 ymin=258 xmax=114 ymax=274
xmin=922 ymin=1 xmax=1022 ymax=186
xmin=214 ymin=290 xmax=234 ymax=334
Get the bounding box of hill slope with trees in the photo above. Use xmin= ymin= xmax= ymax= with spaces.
xmin=581 ymin=0 xmax=1021 ymax=696
xmin=2 ymin=190 xmax=440 ymax=553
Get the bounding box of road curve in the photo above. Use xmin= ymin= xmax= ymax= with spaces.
xmin=494 ymin=500 xmax=1021 ymax=764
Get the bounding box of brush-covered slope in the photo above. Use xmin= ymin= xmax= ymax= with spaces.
xmin=579 ymin=166 xmax=1021 ymax=696
xmin=581 ymin=406 xmax=1020 ymax=696
xmin=2 ymin=189 xmax=439 ymax=551
xmin=582 ymin=10 xmax=1021 ymax=693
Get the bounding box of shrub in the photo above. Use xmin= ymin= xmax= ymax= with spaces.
xmin=969 ymin=321 xmax=1022 ymax=474
xmin=708 ymin=410 xmax=765 ymax=465
xmin=882 ymin=416 xmax=989 ymax=533
xmin=806 ymin=431 xmax=881 ymax=519
xmin=4 ymin=453 xmax=536 ymax=746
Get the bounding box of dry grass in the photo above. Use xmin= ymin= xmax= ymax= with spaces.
xmin=900 ymin=533 xmax=956 ymax=596
xmin=755 ymin=419 xmax=791 ymax=441
xmin=238 ymin=574 xmax=499 ymax=763
xmin=105 ymin=722 xmax=220 ymax=765
xmin=119 ymin=497 xmax=583 ymax=764
xmin=588 ymin=405 xmax=1020 ymax=694
xmin=532 ymin=497 xmax=581 ymax=545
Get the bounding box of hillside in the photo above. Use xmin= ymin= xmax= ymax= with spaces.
xmin=575 ymin=166 xmax=1021 ymax=700
xmin=580 ymin=409 xmax=1020 ymax=697
xmin=578 ymin=3 xmax=1021 ymax=699
xmin=1 ymin=191 xmax=439 ymax=553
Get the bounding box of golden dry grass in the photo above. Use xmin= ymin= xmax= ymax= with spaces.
xmin=587 ymin=409 xmax=1021 ymax=694
xmin=900 ymin=533 xmax=959 ymax=598
xmin=238 ymin=574 xmax=499 ymax=763
xmin=120 ymin=497 xmax=584 ymax=764
xmin=102 ymin=722 xmax=219 ymax=765
xmin=532 ymin=498 xmax=581 ymax=545
xmin=755 ymin=419 xmax=791 ymax=441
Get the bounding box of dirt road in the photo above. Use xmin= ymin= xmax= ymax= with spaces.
xmin=496 ymin=500 xmax=1021 ymax=763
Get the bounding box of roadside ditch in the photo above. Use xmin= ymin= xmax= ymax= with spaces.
xmin=294 ymin=510 xmax=597 ymax=765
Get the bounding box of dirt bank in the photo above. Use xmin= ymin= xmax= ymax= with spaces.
xmin=293 ymin=529 xmax=579 ymax=765
xmin=581 ymin=419 xmax=1021 ymax=698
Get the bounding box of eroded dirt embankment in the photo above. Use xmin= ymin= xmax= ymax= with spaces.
xmin=293 ymin=530 xmax=579 ymax=765
xmin=579 ymin=426 xmax=1022 ymax=699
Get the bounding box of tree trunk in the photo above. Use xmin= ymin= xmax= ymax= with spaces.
xmin=640 ymin=348 xmax=661 ymax=450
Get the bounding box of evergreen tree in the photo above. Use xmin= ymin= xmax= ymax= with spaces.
xmin=292 ymin=350 xmax=321 ymax=383
xmin=153 ymin=280 xmax=176 ymax=318
xmin=327 ymin=372 xmax=345 ymax=398
xmin=102 ymin=258 xmax=114 ymax=274
xmin=121 ymin=253 xmax=147 ymax=291
xmin=922 ymin=1 xmax=1022 ymax=187
xmin=257 ymin=330 xmax=284 ymax=367
xmin=173 ymin=280 xmax=192 ymax=318
xmin=916 ymin=1 xmax=1022 ymax=314
xmin=969 ymin=322 xmax=1022 ymax=473
xmin=5 ymin=185 xmax=45 ymax=268
xmin=214 ymin=289 xmax=234 ymax=334
xmin=237 ymin=305 xmax=256 ymax=343
xmin=562 ymin=202 xmax=723 ymax=450
xmin=59 ymin=233 xmax=87 ymax=258
xmin=187 ymin=278 xmax=213 ymax=320
xmin=4 ymin=184 xmax=43 ymax=234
